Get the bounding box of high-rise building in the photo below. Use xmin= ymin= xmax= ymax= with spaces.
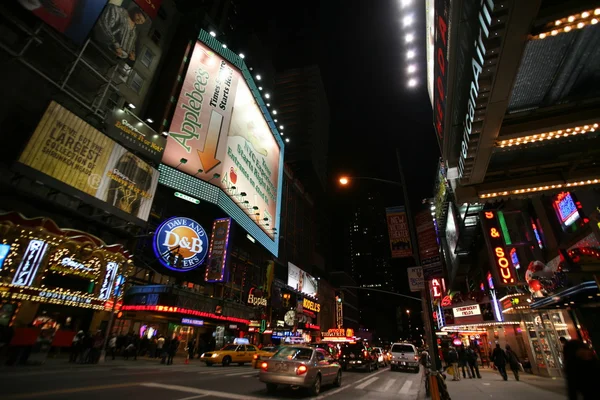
xmin=274 ymin=65 xmax=330 ymax=193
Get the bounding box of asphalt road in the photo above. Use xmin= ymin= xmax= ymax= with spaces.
xmin=0 ymin=361 xmax=423 ymax=400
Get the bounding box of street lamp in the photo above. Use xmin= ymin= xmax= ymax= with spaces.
xmin=406 ymin=309 xmax=411 ymax=314
xmin=339 ymin=177 xmax=349 ymax=185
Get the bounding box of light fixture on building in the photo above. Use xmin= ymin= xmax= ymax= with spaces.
xmin=265 ymin=93 xmax=270 ymax=99
xmin=266 ymin=103 xmax=270 ymax=107
xmin=272 ymin=110 xmax=277 ymax=115
xmin=403 ymin=15 xmax=413 ymax=27
xmin=534 ymin=9 xmax=598 ymax=39
xmin=407 ymin=50 xmax=415 ymax=59
xmin=279 ymin=125 xmax=284 ymax=130
xmin=209 ymin=31 xmax=216 ymax=37
xmin=146 ymin=118 xmax=154 ymax=123
xmin=128 ymin=103 xmax=136 ymax=109
xmin=239 ymin=53 xmax=245 ymax=59
xmin=408 ymin=78 xmax=417 ymax=87
xmin=407 ymin=65 xmax=416 ymax=73
xmin=222 ymin=44 xmax=227 ymax=48
xmin=259 ymin=86 xmax=263 ymax=90
xmin=496 ymin=123 xmax=597 ymax=148
xmin=479 ymin=178 xmax=600 ymax=199
xmin=405 ymin=33 xmax=414 ymax=43
xmin=285 ymin=138 xmax=290 ymax=143
xmin=256 ymin=75 xmax=261 ymax=80
xmin=162 ymin=131 xmax=168 ymax=137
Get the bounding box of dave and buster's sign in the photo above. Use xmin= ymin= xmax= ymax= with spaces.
xmin=153 ymin=217 xmax=209 ymax=272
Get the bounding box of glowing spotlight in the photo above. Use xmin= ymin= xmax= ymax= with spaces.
xmin=239 ymin=53 xmax=245 ymax=59
xmin=403 ymin=15 xmax=413 ymax=27
xmin=407 ymin=50 xmax=416 ymax=59
xmin=407 ymin=65 xmax=417 ymax=73
xmin=408 ymin=79 xmax=417 ymax=87
xmin=405 ymin=33 xmax=414 ymax=43
xmin=209 ymin=31 xmax=216 ymax=37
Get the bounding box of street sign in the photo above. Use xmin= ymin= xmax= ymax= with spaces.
xmin=407 ymin=267 xmax=424 ymax=292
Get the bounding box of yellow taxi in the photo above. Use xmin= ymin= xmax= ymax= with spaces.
xmin=200 ymin=344 xmax=259 ymax=367
xmin=252 ymin=346 xmax=280 ymax=368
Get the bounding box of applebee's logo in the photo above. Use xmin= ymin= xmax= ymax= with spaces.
xmin=153 ymin=217 xmax=209 ymax=272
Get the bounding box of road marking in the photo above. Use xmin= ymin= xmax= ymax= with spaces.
xmin=399 ymin=379 xmax=413 ymax=394
xmin=355 ymin=376 xmax=379 ymax=389
xmin=382 ymin=378 xmax=397 ymax=392
xmin=483 ymin=382 xmax=491 ymax=385
xmin=3 ymin=383 xmax=137 ymax=399
xmin=175 ymin=395 xmax=209 ymax=400
xmin=315 ymin=368 xmax=389 ymax=399
xmin=225 ymin=371 xmax=256 ymax=377
xmin=140 ymin=382 xmax=264 ymax=400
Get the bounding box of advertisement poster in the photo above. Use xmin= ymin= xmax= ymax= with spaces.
xmin=18 ymin=101 xmax=159 ymax=221
xmin=205 ymin=218 xmax=232 ymax=282
xmin=105 ymin=108 xmax=166 ymax=164
xmin=132 ymin=0 xmax=162 ymax=20
xmin=163 ymin=41 xmax=281 ymax=239
xmin=92 ymin=0 xmax=152 ymax=64
xmin=287 ymin=262 xmax=318 ymax=297
xmin=385 ymin=206 xmax=412 ymax=258
xmin=407 ymin=266 xmax=424 ymax=292
xmin=17 ymin=0 xmax=108 ymax=45
xmin=415 ymin=210 xmax=440 ymax=262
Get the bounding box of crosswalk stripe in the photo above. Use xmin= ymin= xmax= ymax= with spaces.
xmin=355 ymin=377 xmax=379 ymax=390
xmin=399 ymin=380 xmax=413 ymax=394
xmin=381 ymin=378 xmax=397 ymax=392
xmin=225 ymin=371 xmax=255 ymax=377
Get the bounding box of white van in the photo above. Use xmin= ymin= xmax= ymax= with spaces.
xmin=390 ymin=342 xmax=419 ymax=373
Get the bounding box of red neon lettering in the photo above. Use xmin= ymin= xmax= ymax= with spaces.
xmin=485 ymin=212 xmax=494 ymax=219
xmin=437 ymin=15 xmax=448 ymax=47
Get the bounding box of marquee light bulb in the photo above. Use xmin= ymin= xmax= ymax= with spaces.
xmin=407 ymin=50 xmax=416 ymax=59
xmin=405 ymin=33 xmax=414 ymax=43
xmin=408 ymin=65 xmax=417 ymax=73
xmin=209 ymin=31 xmax=216 ymax=37
xmin=239 ymin=53 xmax=245 ymax=59
xmin=408 ymin=78 xmax=417 ymax=87
xmin=403 ymin=15 xmax=413 ymax=27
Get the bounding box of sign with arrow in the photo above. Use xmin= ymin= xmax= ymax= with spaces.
xmin=163 ymin=41 xmax=282 ymax=239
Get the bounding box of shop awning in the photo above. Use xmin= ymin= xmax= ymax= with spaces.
xmin=530 ymin=281 xmax=600 ymax=309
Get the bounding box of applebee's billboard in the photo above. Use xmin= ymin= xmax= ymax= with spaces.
xmin=163 ymin=40 xmax=282 ymax=239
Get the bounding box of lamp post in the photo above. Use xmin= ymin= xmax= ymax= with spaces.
xmin=338 ymin=149 xmax=440 ymax=373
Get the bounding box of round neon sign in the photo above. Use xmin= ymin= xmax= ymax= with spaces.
xmin=153 ymin=216 xmax=209 ymax=272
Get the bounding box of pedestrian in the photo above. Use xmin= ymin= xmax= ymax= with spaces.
xmin=467 ymin=344 xmax=481 ymax=378
xmin=69 ymin=330 xmax=84 ymax=363
xmin=161 ymin=336 xmax=170 ymax=364
xmin=561 ymin=337 xmax=599 ymax=400
xmin=80 ymin=332 xmax=93 ymax=364
xmin=505 ymin=345 xmax=521 ymax=381
xmin=156 ymin=335 xmax=165 ymax=358
xmin=167 ymin=335 xmax=179 ymax=365
xmin=187 ymin=338 xmax=195 ymax=361
xmin=91 ymin=331 xmax=104 ymax=363
xmin=458 ymin=344 xmax=472 ymax=379
xmin=491 ymin=343 xmax=508 ymax=381
xmin=447 ymin=346 xmax=460 ymax=381
xmin=109 ymin=334 xmax=117 ymax=360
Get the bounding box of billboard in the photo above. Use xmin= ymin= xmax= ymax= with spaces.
xmin=415 ymin=210 xmax=440 ymax=262
xmin=18 ymin=101 xmax=158 ymax=222
xmin=205 ymin=218 xmax=232 ymax=282
xmin=163 ymin=40 xmax=282 ymax=239
xmin=105 ymin=108 xmax=166 ymax=164
xmin=18 ymin=0 xmax=108 ymax=45
xmin=287 ymin=262 xmax=318 ymax=297
xmin=385 ymin=206 xmax=412 ymax=258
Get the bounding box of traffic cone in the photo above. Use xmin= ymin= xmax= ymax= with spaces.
xmin=185 ymin=355 xmax=189 ymax=365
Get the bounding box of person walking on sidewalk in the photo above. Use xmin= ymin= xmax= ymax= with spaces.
xmin=448 ymin=346 xmax=460 ymax=381
xmin=108 ymin=334 xmax=117 ymax=360
xmin=458 ymin=344 xmax=472 ymax=379
xmin=167 ymin=335 xmax=179 ymax=365
xmin=156 ymin=335 xmax=165 ymax=359
xmin=505 ymin=345 xmax=521 ymax=381
xmin=492 ymin=344 xmax=508 ymax=381
xmin=467 ymin=344 xmax=481 ymax=378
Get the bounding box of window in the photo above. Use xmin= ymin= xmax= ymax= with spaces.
xmin=140 ymin=48 xmax=155 ymax=68
xmin=151 ymin=29 xmax=162 ymax=45
xmin=246 ymin=345 xmax=257 ymax=352
xmin=316 ymin=351 xmax=325 ymax=361
xmin=129 ymin=71 xmax=145 ymax=93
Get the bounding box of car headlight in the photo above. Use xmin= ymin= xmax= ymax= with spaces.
xmin=211 ymin=354 xmax=219 ymax=358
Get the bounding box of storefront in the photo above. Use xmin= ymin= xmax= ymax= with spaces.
xmin=0 ymin=212 xmax=132 ymax=333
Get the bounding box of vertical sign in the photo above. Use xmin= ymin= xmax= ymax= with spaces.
xmin=99 ymin=262 xmax=120 ymax=301
xmin=480 ymin=211 xmax=517 ymax=286
xmin=12 ymin=240 xmax=48 ymax=286
xmin=205 ymin=218 xmax=232 ymax=282
xmin=415 ymin=210 xmax=440 ymax=262
xmin=407 ymin=267 xmax=425 ymax=292
xmin=385 ymin=206 xmax=412 ymax=258
xmin=433 ymin=0 xmax=450 ymax=146
xmin=335 ymin=296 xmax=344 ymax=329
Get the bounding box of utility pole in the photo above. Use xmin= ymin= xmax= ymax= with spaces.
xmin=395 ymin=148 xmax=439 ymax=372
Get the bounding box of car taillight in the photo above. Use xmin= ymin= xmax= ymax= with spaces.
xmin=297 ymin=365 xmax=308 ymax=375
xmin=261 ymin=362 xmax=268 ymax=371
xmin=363 ymin=350 xmax=369 ymax=358
xmin=414 ymin=356 xmax=419 ymax=361
xmin=253 ymin=354 xmax=259 ymax=360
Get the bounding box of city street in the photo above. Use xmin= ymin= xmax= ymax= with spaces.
xmin=0 ymin=361 xmax=421 ymax=400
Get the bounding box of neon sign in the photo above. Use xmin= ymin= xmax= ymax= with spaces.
xmin=431 ymin=279 xmax=443 ymax=298
xmin=12 ymin=240 xmax=48 ymax=286
xmin=553 ymin=192 xmax=580 ymax=227
xmin=510 ymin=248 xmax=520 ymax=270
xmin=481 ymin=211 xmax=517 ymax=286
xmin=531 ymin=220 xmax=543 ymax=249
xmin=441 ymin=296 xmax=452 ymax=307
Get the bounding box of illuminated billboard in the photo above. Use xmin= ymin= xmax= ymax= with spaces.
xmin=288 ymin=262 xmax=318 ymax=298
xmin=17 ymin=101 xmax=159 ymax=222
xmin=163 ymin=37 xmax=283 ymax=245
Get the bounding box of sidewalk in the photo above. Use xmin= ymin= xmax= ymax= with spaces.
xmin=444 ymin=368 xmax=567 ymax=399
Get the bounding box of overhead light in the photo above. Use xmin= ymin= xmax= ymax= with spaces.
xmin=265 ymin=93 xmax=270 ymax=99
xmin=407 ymin=50 xmax=415 ymax=59
xmin=430 ymin=206 xmax=435 ymax=211
xmin=285 ymin=138 xmax=290 ymax=143
xmin=239 ymin=53 xmax=245 ymax=59
xmin=408 ymin=78 xmax=417 ymax=87
xmin=279 ymin=125 xmax=284 ymax=130
xmin=408 ymin=65 xmax=417 ymax=73
xmin=274 ymin=119 xmax=278 ymax=122
xmin=209 ymin=31 xmax=216 ymax=37
xmin=273 ymin=110 xmax=277 ymax=115
xmin=259 ymin=86 xmax=263 ymax=90
xmin=403 ymin=15 xmax=413 ymax=27
xmin=161 ymin=131 xmax=168 ymax=137
xmin=146 ymin=118 xmax=154 ymax=123
xmin=128 ymin=103 xmax=136 ymax=109
xmin=401 ymin=0 xmax=412 ymax=7
xmin=582 ymin=11 xmax=590 ymax=18
xmin=266 ymin=103 xmax=270 ymax=107
xmin=256 ymin=75 xmax=261 ymax=80
xmin=222 ymin=44 xmax=227 ymax=48
xmin=405 ymin=33 xmax=415 ymax=43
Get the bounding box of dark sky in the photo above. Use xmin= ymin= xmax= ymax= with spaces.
xmin=269 ymin=0 xmax=440 ymax=210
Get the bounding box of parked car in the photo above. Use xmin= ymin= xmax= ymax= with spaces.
xmin=199 ymin=344 xmax=259 ymax=366
xmin=390 ymin=342 xmax=419 ymax=373
xmin=258 ymin=345 xmax=342 ymax=396
xmin=372 ymin=347 xmax=388 ymax=367
xmin=339 ymin=342 xmax=378 ymax=372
